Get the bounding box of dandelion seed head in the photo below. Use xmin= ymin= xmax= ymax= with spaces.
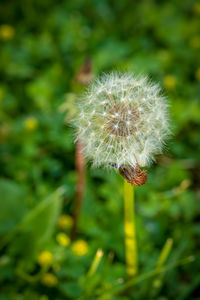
xmin=74 ymin=72 xmax=170 ymax=169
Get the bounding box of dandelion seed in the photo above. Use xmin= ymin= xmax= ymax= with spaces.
xmin=74 ymin=72 xmax=170 ymax=185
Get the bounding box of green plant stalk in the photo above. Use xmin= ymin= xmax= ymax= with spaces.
xmin=156 ymin=238 xmax=173 ymax=270
xmin=124 ymin=179 xmax=138 ymax=276
xmin=149 ymin=238 xmax=173 ymax=298
xmin=87 ymin=249 xmax=104 ymax=277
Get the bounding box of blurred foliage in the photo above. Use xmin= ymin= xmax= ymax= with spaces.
xmin=0 ymin=0 xmax=200 ymax=299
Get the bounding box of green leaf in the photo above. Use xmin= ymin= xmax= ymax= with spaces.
xmin=19 ymin=188 xmax=63 ymax=246
xmin=0 ymin=179 xmax=28 ymax=235
xmin=0 ymin=188 xmax=64 ymax=256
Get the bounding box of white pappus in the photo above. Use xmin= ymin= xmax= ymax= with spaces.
xmin=74 ymin=72 xmax=170 ymax=173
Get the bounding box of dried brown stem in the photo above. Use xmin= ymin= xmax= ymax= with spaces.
xmin=71 ymin=140 xmax=85 ymax=240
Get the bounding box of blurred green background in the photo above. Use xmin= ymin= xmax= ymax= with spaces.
xmin=0 ymin=0 xmax=200 ymax=299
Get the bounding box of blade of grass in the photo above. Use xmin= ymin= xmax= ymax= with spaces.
xmin=87 ymin=249 xmax=104 ymax=277
xmin=156 ymin=238 xmax=173 ymax=271
xmin=96 ymin=256 xmax=195 ymax=298
xmin=78 ymin=249 xmax=104 ymax=300
xmin=119 ymin=256 xmax=195 ymax=294
xmin=149 ymin=238 xmax=173 ymax=298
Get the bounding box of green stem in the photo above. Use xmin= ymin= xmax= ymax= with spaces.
xmin=156 ymin=238 xmax=173 ymax=271
xmin=124 ymin=179 xmax=138 ymax=276
xmin=87 ymin=248 xmax=103 ymax=277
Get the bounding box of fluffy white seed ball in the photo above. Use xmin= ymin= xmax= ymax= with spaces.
xmin=74 ymin=72 xmax=170 ymax=169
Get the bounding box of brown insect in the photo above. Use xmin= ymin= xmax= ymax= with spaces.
xmin=109 ymin=163 xmax=147 ymax=186
xmin=119 ymin=164 xmax=147 ymax=186
xmin=116 ymin=164 xmax=147 ymax=186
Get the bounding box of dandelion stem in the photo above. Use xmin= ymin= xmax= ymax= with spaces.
xmin=124 ymin=179 xmax=138 ymax=276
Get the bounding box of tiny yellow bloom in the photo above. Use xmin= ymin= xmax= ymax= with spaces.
xmin=0 ymin=88 xmax=3 ymax=101
xmin=38 ymin=251 xmax=53 ymax=266
xmin=58 ymin=214 xmax=73 ymax=229
xmin=72 ymin=240 xmax=89 ymax=256
xmin=195 ymin=68 xmax=200 ymax=81
xmin=163 ymin=75 xmax=176 ymax=90
xmin=56 ymin=233 xmax=70 ymax=247
xmin=39 ymin=296 xmax=49 ymax=300
xmin=0 ymin=24 xmax=15 ymax=40
xmin=194 ymin=2 xmax=200 ymax=14
xmin=41 ymin=273 xmax=58 ymax=287
xmin=24 ymin=117 xmax=38 ymax=131
xmin=153 ymin=279 xmax=162 ymax=288
xmin=190 ymin=36 xmax=200 ymax=49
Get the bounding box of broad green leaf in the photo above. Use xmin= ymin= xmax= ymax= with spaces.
xmin=0 ymin=179 xmax=27 ymax=235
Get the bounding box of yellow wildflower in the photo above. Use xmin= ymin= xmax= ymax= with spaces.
xmin=39 ymin=296 xmax=49 ymax=300
xmin=72 ymin=240 xmax=89 ymax=256
xmin=194 ymin=2 xmax=200 ymax=14
xmin=56 ymin=233 xmax=70 ymax=247
xmin=58 ymin=214 xmax=73 ymax=229
xmin=0 ymin=24 xmax=15 ymax=40
xmin=163 ymin=75 xmax=176 ymax=90
xmin=24 ymin=117 xmax=38 ymax=131
xmin=41 ymin=273 xmax=58 ymax=287
xmin=38 ymin=251 xmax=53 ymax=266
xmin=195 ymin=68 xmax=200 ymax=81
xmin=153 ymin=279 xmax=162 ymax=288
xmin=190 ymin=36 xmax=200 ymax=49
